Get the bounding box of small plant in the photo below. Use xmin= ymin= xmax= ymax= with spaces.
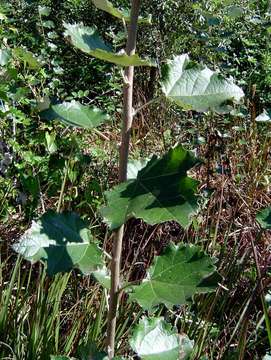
xmin=13 ymin=0 xmax=250 ymax=359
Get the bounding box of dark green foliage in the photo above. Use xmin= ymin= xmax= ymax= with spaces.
xmin=101 ymin=145 xmax=200 ymax=229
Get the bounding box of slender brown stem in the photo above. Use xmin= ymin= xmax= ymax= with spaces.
xmin=119 ymin=2 xmax=140 ymax=183
xmin=106 ymin=1 xmax=141 ymax=358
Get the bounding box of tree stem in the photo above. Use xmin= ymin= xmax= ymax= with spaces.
xmin=106 ymin=1 xmax=141 ymax=358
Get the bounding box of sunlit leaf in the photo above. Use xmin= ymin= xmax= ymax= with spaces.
xmin=129 ymin=243 xmax=219 ymax=309
xmin=93 ymin=266 xmax=111 ymax=289
xmin=13 ymin=47 xmax=41 ymax=69
xmin=226 ymin=5 xmax=244 ymax=18
xmin=130 ymin=317 xmax=180 ymax=360
xmin=256 ymin=207 xmax=271 ymax=230
xmin=0 ymin=12 xmax=7 ymax=20
xmin=127 ymin=158 xmax=149 ymax=180
xmin=0 ymin=48 xmax=11 ymax=66
xmin=42 ymin=100 xmax=109 ymax=129
xmin=101 ymin=145 xmax=200 ymax=230
xmin=13 ymin=211 xmax=104 ymax=276
xmin=256 ymin=110 xmax=271 ymax=123
xmin=45 ymin=132 xmax=57 ymax=154
xmin=38 ymin=5 xmax=51 ymax=17
xmin=179 ymin=334 xmax=194 ymax=360
xmin=162 ymin=54 xmax=244 ymax=113
xmin=42 ymin=20 xmax=55 ymax=29
xmin=64 ymin=23 xmax=155 ymax=67
xmin=92 ymin=0 xmax=152 ymax=24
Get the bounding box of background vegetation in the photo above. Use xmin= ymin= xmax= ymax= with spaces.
xmin=0 ymin=0 xmax=271 ymax=359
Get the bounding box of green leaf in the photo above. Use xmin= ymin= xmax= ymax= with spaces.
xmin=78 ymin=342 xmax=108 ymax=360
xmin=130 ymin=317 xmax=180 ymax=360
xmin=179 ymin=334 xmax=194 ymax=360
xmin=42 ymin=20 xmax=55 ymax=29
xmin=256 ymin=207 xmax=271 ymax=230
xmin=226 ymin=5 xmax=244 ymax=18
xmin=45 ymin=132 xmax=57 ymax=154
xmin=41 ymin=100 xmax=109 ymax=129
xmin=13 ymin=211 xmax=104 ymax=276
xmin=92 ymin=0 xmax=152 ymax=24
xmin=0 ymin=48 xmax=11 ymax=66
xmin=129 ymin=243 xmax=219 ymax=310
xmin=101 ymin=145 xmax=200 ymax=230
xmin=256 ymin=110 xmax=271 ymax=123
xmin=93 ymin=266 xmax=111 ymax=289
xmin=63 ymin=23 xmax=154 ymax=67
xmin=0 ymin=12 xmax=7 ymax=21
xmin=161 ymin=54 xmax=244 ymax=113
xmin=13 ymin=48 xmax=41 ymax=69
xmin=38 ymin=5 xmax=51 ymax=16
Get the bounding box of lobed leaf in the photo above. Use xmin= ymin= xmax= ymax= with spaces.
xmin=101 ymin=145 xmax=200 ymax=230
xmin=41 ymin=100 xmax=109 ymax=129
xmin=64 ymin=23 xmax=155 ymax=67
xmin=129 ymin=243 xmax=219 ymax=310
xmin=162 ymin=54 xmax=244 ymax=113
xmin=13 ymin=211 xmax=104 ymax=276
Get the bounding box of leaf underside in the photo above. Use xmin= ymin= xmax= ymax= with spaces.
xmin=162 ymin=54 xmax=244 ymax=113
xmin=63 ymin=23 xmax=154 ymax=67
xmin=130 ymin=317 xmax=180 ymax=360
xmin=255 ymin=109 xmax=271 ymax=122
xmin=41 ymin=100 xmax=109 ymax=129
xmin=13 ymin=211 xmax=104 ymax=276
xmin=101 ymin=145 xmax=200 ymax=230
xmin=129 ymin=243 xmax=219 ymax=310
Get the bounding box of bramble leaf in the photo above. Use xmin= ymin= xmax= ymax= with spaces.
xmin=13 ymin=48 xmax=41 ymax=69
